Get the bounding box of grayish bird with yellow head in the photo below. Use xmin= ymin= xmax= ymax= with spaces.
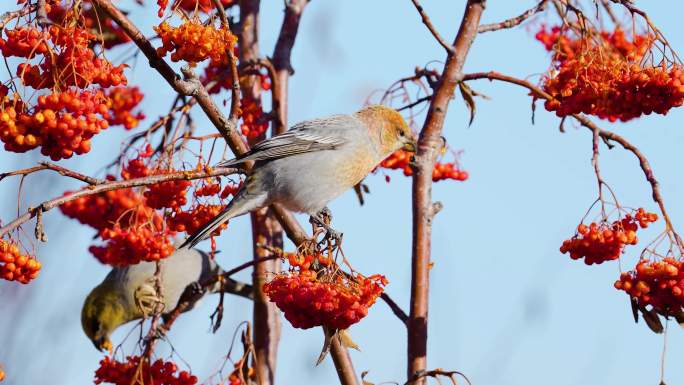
xmin=81 ymin=248 xmax=249 ymax=352
xmin=180 ymin=105 xmax=417 ymax=249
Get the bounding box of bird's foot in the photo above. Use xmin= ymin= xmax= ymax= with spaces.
xmin=310 ymin=208 xmax=343 ymax=245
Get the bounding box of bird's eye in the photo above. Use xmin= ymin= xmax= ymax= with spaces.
xmin=399 ymin=130 xmax=405 ymax=137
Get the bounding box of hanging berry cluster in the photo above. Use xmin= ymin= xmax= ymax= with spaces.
xmin=615 ymin=257 xmax=684 ymax=317
xmin=0 ymin=90 xmax=111 ymax=159
xmin=155 ymin=21 xmax=237 ymax=65
xmin=167 ymin=204 xmax=227 ymax=237
xmin=174 ymin=0 xmax=236 ymax=14
xmin=46 ymin=1 xmax=131 ymax=48
xmin=536 ymin=26 xmax=684 ymax=122
xmin=380 ymin=150 xmax=469 ymax=182
xmin=9 ymin=26 xmax=127 ymax=89
xmin=0 ymin=240 xmax=41 ymax=284
xmin=263 ymin=253 xmax=386 ymax=330
xmin=240 ymin=96 xmax=269 ymax=141
xmin=60 ymin=187 xmax=151 ymax=231
xmin=90 ymin=222 xmax=175 ymax=266
xmin=106 ymin=87 xmax=146 ymax=130
xmin=0 ymin=11 xmax=140 ymax=159
xmin=559 ymin=208 xmax=658 ymax=265
xmin=94 ymin=356 xmax=197 ymax=385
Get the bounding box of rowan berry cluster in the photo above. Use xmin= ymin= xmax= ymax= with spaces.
xmin=240 ymin=96 xmax=269 ymax=140
xmin=0 ymin=89 xmax=111 ymax=159
xmin=89 ymin=223 xmax=175 ymax=266
xmin=0 ymin=240 xmax=41 ymax=284
xmin=121 ymin=158 xmax=191 ymax=211
xmin=559 ymin=208 xmax=658 ymax=265
xmin=47 ymin=2 xmax=131 ymax=48
xmin=174 ymin=0 xmax=236 ymax=13
xmin=155 ymin=21 xmax=237 ymax=65
xmin=94 ymin=356 xmax=197 ymax=385
xmin=60 ymin=179 xmax=172 ymax=266
xmin=167 ymin=204 xmax=227 ymax=236
xmin=380 ymin=150 xmax=469 ymax=182
xmin=263 ymin=258 xmax=387 ymax=330
xmin=59 ymin=188 xmax=148 ymax=231
xmin=536 ymin=26 xmax=684 ymax=122
xmin=614 ymin=257 xmax=684 ymax=316
xmin=12 ymin=26 xmax=126 ymax=89
xmin=106 ymin=87 xmax=145 ymax=130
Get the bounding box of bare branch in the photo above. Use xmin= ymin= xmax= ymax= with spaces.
xmin=408 ymin=1 xmax=486 ymax=384
xmin=0 ymin=167 xmax=240 ymax=238
xmin=410 ymin=0 xmax=455 ymax=54
xmin=1 ymin=162 xmax=104 ymax=185
xmin=478 ymin=0 xmax=548 ymax=33
xmin=462 ymin=70 xmax=684 ymax=249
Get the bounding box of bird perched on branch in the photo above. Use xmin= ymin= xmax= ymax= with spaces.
xmin=180 ymin=105 xmax=417 ymax=249
xmin=81 ymin=247 xmax=251 ymax=352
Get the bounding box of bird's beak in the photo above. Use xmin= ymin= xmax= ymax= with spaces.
xmin=94 ymin=337 xmax=113 ymax=354
xmin=403 ymin=136 xmax=418 ymax=153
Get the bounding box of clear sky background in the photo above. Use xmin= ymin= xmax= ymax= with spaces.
xmin=2 ymin=1 xmax=684 ymax=384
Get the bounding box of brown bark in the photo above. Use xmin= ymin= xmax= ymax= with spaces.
xmin=407 ymin=1 xmax=486 ymax=384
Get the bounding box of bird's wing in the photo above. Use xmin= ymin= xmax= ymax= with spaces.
xmin=217 ymin=116 xmax=356 ymax=167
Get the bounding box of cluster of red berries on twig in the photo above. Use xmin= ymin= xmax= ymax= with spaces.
xmin=240 ymin=96 xmax=269 ymax=141
xmin=615 ymin=257 xmax=684 ymax=317
xmin=0 ymin=90 xmax=111 ymax=159
xmin=536 ymin=26 xmax=684 ymax=122
xmin=264 ymin=252 xmax=386 ymax=330
xmin=155 ymin=21 xmax=237 ymax=65
xmin=167 ymin=204 xmax=227 ymax=237
xmin=560 ymin=208 xmax=658 ymax=265
xmin=90 ymin=223 xmax=175 ymax=266
xmin=46 ymin=1 xmax=131 ymax=48
xmin=0 ymin=240 xmax=41 ymax=284
xmin=106 ymin=87 xmax=146 ymax=130
xmin=94 ymin=356 xmax=197 ymax=385
xmin=380 ymin=150 xmax=468 ymax=182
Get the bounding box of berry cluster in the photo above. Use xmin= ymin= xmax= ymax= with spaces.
xmin=263 ymin=264 xmax=387 ymax=330
xmin=240 ymin=96 xmax=269 ymax=141
xmin=13 ymin=26 xmax=126 ymax=90
xmin=615 ymin=257 xmax=684 ymax=316
xmin=0 ymin=27 xmax=48 ymax=58
xmin=121 ymin=158 xmax=190 ymax=211
xmin=89 ymin=223 xmax=174 ymax=266
xmin=0 ymin=240 xmax=41 ymax=284
xmin=106 ymin=87 xmax=145 ymax=130
xmin=194 ymin=181 xmax=221 ymax=197
xmin=174 ymin=0 xmax=236 ymax=13
xmin=60 ymin=188 xmax=148 ymax=231
xmin=559 ymin=208 xmax=658 ymax=265
xmin=380 ymin=150 xmax=469 ymax=182
xmin=155 ymin=21 xmax=237 ymax=65
xmin=536 ymin=26 xmax=684 ymax=122
xmin=0 ymin=89 xmax=111 ymax=159
xmin=167 ymin=204 xmax=227 ymax=236
xmin=94 ymin=356 xmax=197 ymax=385
xmin=47 ymin=2 xmax=131 ymax=48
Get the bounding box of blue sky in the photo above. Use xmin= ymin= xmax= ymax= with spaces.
xmin=2 ymin=1 xmax=684 ymax=384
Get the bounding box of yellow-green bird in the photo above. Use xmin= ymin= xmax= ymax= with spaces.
xmin=81 ymin=247 xmax=250 ymax=352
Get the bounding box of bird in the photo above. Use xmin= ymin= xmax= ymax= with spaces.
xmin=81 ymin=247 xmax=251 ymax=352
xmin=179 ymin=105 xmax=417 ymax=249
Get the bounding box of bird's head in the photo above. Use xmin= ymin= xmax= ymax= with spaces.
xmin=356 ymin=105 xmax=417 ymax=156
xmin=81 ymin=283 xmax=127 ymax=353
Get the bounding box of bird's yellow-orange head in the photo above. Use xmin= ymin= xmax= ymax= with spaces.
xmin=356 ymin=105 xmax=417 ymax=155
xmin=81 ymin=283 xmax=128 ymax=353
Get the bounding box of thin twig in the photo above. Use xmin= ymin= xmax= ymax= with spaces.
xmin=462 ymin=70 xmax=684 ymax=250
xmin=1 ymin=162 xmax=104 ymax=185
xmin=410 ymin=0 xmax=455 ymax=54
xmin=478 ymin=0 xmax=548 ymax=33
xmin=0 ymin=167 xmax=240 ymax=238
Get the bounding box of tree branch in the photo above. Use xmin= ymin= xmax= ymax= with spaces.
xmin=410 ymin=0 xmax=455 ymax=54
xmin=0 ymin=167 xmax=240 ymax=238
xmin=461 ymin=70 xmax=684 ymax=249
xmin=478 ymin=0 xmax=548 ymax=33
xmin=408 ymin=1 xmax=485 ymax=384
xmin=0 ymin=162 xmax=104 ymax=185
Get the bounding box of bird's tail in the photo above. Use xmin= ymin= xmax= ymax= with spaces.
xmin=178 ymin=189 xmax=266 ymax=250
